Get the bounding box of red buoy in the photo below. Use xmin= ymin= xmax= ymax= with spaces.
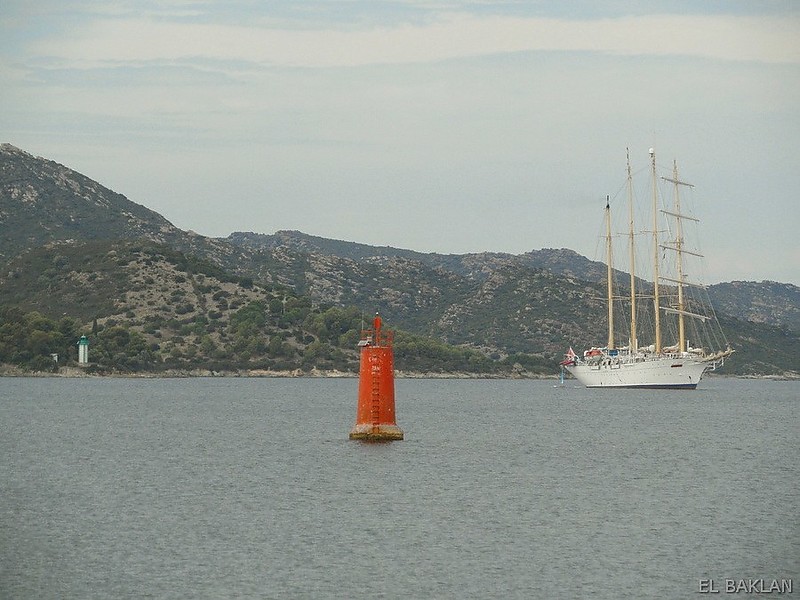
xmin=349 ymin=313 xmax=404 ymax=441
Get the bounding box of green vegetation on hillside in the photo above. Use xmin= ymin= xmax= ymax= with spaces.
xmin=1 ymin=235 xmax=798 ymax=378
xmin=2 ymin=144 xmax=797 ymax=378
xmin=0 ymin=238 xmax=559 ymax=375
xmin=0 ymin=307 xmax=82 ymax=371
xmin=719 ymin=315 xmax=800 ymax=377
xmin=0 ymin=240 xmax=244 ymax=321
xmin=0 ymin=302 xmax=555 ymax=375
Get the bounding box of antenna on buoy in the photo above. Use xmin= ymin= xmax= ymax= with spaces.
xmin=349 ymin=312 xmax=403 ymax=441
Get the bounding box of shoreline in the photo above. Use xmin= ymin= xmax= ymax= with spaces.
xmin=0 ymin=364 xmax=549 ymax=379
xmin=0 ymin=365 xmax=796 ymax=381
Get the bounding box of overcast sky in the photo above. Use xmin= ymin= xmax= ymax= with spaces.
xmin=1 ymin=1 xmax=798 ymax=284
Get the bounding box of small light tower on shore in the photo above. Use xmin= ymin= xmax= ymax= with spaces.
xmin=349 ymin=313 xmax=403 ymax=441
xmin=77 ymin=335 xmax=89 ymax=365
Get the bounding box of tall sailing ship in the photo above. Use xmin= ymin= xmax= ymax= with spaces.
xmin=563 ymin=149 xmax=733 ymax=389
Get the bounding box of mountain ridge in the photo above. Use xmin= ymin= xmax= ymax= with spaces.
xmin=2 ymin=143 xmax=798 ymax=377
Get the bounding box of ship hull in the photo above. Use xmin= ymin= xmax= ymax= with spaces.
xmin=565 ymin=356 xmax=709 ymax=389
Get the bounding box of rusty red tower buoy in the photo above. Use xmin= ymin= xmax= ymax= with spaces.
xmin=349 ymin=313 xmax=403 ymax=441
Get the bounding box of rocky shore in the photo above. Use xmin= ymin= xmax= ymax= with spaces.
xmin=2 ymin=364 xmax=795 ymax=380
xmin=0 ymin=364 xmax=554 ymax=379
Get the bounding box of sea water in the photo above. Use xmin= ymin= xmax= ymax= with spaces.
xmin=1 ymin=377 xmax=797 ymax=599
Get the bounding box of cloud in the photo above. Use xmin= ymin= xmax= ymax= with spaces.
xmin=29 ymin=13 xmax=800 ymax=69
xmin=4 ymin=4 xmax=799 ymax=284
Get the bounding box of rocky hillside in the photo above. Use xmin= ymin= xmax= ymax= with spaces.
xmin=0 ymin=143 xmax=245 ymax=274
xmin=1 ymin=144 xmax=798 ymax=377
xmin=1 ymin=238 xmax=524 ymax=375
xmin=227 ymin=230 xmax=608 ymax=283
xmin=221 ymin=232 xmax=613 ymax=357
xmin=709 ymin=280 xmax=800 ymax=332
xmin=224 ymin=231 xmax=800 ymax=367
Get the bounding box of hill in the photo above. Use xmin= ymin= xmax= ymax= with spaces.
xmin=708 ymin=280 xmax=800 ymax=332
xmin=223 ymin=231 xmax=800 ymax=377
xmin=1 ymin=143 xmax=798 ymax=377
xmin=0 ymin=238 xmax=522 ymax=375
xmin=0 ymin=143 xmax=246 ymax=275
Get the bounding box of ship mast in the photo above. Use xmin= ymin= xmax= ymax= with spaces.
xmin=605 ymin=195 xmax=614 ymax=350
xmin=673 ymin=161 xmax=686 ymax=352
xmin=650 ymin=148 xmax=662 ymax=354
xmin=662 ymin=160 xmax=695 ymax=354
xmin=627 ymin=149 xmax=637 ymax=352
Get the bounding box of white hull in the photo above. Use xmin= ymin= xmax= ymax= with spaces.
xmin=565 ymin=354 xmax=709 ymax=389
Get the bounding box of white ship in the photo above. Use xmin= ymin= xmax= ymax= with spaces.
xmin=563 ymin=149 xmax=733 ymax=389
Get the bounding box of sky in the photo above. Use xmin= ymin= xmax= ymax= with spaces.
xmin=1 ymin=1 xmax=799 ymax=285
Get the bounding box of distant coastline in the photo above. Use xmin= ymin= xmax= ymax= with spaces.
xmin=0 ymin=364 xmax=549 ymax=379
xmin=1 ymin=364 xmax=795 ymax=381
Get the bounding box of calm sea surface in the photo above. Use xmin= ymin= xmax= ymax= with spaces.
xmin=1 ymin=376 xmax=797 ymax=599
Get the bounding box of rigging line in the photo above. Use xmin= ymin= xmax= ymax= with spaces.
xmin=661 ymin=175 xmax=694 ymax=187
xmin=660 ymin=244 xmax=704 ymax=258
xmin=659 ymin=276 xmax=707 ymax=289
xmin=662 ymin=307 xmax=710 ymax=322
xmin=661 ymin=209 xmax=699 ymax=222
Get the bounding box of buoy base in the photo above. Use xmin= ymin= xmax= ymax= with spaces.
xmin=349 ymin=424 xmax=404 ymax=441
